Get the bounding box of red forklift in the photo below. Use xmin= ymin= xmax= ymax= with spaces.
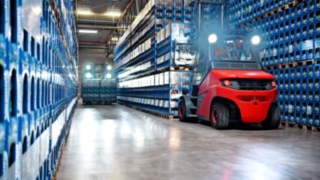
xmin=178 ymin=31 xmax=281 ymax=129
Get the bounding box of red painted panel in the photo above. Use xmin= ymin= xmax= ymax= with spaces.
xmin=196 ymin=69 xmax=277 ymax=123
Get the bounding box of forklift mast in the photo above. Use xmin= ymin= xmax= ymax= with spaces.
xmin=191 ymin=0 xmax=229 ymax=39
xmin=189 ymin=0 xmax=230 ymax=96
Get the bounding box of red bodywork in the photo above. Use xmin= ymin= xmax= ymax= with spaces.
xmin=196 ymin=69 xmax=277 ymax=123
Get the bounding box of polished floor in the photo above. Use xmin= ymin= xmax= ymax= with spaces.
xmin=56 ymin=104 xmax=320 ymax=180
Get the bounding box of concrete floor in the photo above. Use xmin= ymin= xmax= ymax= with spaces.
xmin=56 ymin=104 xmax=320 ymax=180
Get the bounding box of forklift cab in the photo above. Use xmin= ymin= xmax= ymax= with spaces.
xmin=192 ymin=33 xmax=263 ymax=95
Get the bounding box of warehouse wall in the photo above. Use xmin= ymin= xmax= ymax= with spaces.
xmin=79 ymin=49 xmax=112 ymax=66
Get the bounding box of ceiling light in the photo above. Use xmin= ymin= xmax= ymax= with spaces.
xmin=111 ymin=37 xmax=119 ymax=41
xmin=79 ymin=29 xmax=98 ymax=34
xmin=77 ymin=10 xmax=94 ymax=16
xmin=105 ymin=11 xmax=122 ymax=17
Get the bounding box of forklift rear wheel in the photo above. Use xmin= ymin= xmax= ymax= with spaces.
xmin=210 ymin=102 xmax=230 ymax=129
xmin=179 ymin=99 xmax=190 ymax=122
xmin=262 ymin=104 xmax=281 ymax=129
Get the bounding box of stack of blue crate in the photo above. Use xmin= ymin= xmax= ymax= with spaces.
xmin=115 ymin=0 xmax=195 ymax=117
xmin=0 ymin=0 xmax=78 ymax=179
xmin=229 ymin=0 xmax=320 ymax=128
xmin=82 ymin=64 xmax=117 ymax=105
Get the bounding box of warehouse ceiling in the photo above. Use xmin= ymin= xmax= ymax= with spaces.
xmin=76 ymin=0 xmax=129 ymax=54
xmin=76 ymin=0 xmax=147 ymax=59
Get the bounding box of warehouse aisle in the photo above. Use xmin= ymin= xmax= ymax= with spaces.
xmin=56 ymin=104 xmax=320 ymax=180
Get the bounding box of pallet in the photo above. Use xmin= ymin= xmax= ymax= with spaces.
xmin=296 ymin=59 xmax=315 ymax=67
xmin=281 ymin=122 xmax=320 ymax=132
xmin=119 ymin=103 xmax=178 ymax=120
xmin=264 ymin=59 xmax=315 ymax=70
xmin=52 ymin=107 xmax=77 ymax=180
xmin=170 ymin=66 xmax=193 ymax=71
xmin=52 ymin=123 xmax=72 ymax=180
xmin=278 ymin=62 xmax=297 ymax=69
xmin=241 ymin=0 xmax=300 ymax=26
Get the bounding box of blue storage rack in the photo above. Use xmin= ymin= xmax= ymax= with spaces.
xmin=115 ymin=0 xmax=231 ymax=117
xmin=0 ymin=0 xmax=78 ymax=179
xmin=115 ymin=0 xmax=195 ymax=117
xmin=230 ymin=0 xmax=320 ymax=128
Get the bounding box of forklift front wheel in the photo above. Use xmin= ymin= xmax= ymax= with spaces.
xmin=262 ymin=104 xmax=281 ymax=129
xmin=210 ymin=102 xmax=230 ymax=129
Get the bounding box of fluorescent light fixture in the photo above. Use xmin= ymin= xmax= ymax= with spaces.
xmin=105 ymin=11 xmax=122 ymax=17
xmin=79 ymin=29 xmax=98 ymax=34
xmin=77 ymin=10 xmax=94 ymax=16
xmin=208 ymin=34 xmax=218 ymax=44
xmin=111 ymin=37 xmax=119 ymax=41
xmin=106 ymin=73 xmax=112 ymax=79
xmin=107 ymin=65 xmax=112 ymax=70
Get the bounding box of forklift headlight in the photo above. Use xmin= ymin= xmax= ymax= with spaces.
xmin=251 ymin=35 xmax=261 ymax=45
xmin=221 ymin=80 xmax=240 ymax=89
xmin=85 ymin=73 xmax=92 ymax=79
xmin=106 ymin=73 xmax=112 ymax=79
xmin=222 ymin=80 xmax=232 ymax=87
xmin=86 ymin=65 xmax=91 ymax=70
xmin=208 ymin=34 xmax=218 ymax=44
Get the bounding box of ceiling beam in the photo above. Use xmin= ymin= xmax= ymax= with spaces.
xmin=79 ymin=41 xmax=108 ymax=45
xmin=77 ymin=24 xmax=119 ymax=30
xmin=77 ymin=19 xmax=131 ymax=25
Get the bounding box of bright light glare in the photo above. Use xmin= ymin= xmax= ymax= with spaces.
xmin=107 ymin=65 xmax=112 ymax=70
xmin=77 ymin=10 xmax=94 ymax=16
xmin=36 ymin=35 xmax=42 ymax=42
xmin=79 ymin=29 xmax=98 ymax=34
xmin=208 ymin=34 xmax=218 ymax=44
xmin=251 ymin=35 xmax=261 ymax=45
xmin=85 ymin=73 xmax=92 ymax=79
xmin=111 ymin=37 xmax=119 ymax=41
xmin=86 ymin=65 xmax=91 ymax=70
xmin=105 ymin=11 xmax=122 ymax=17
xmin=106 ymin=73 xmax=112 ymax=79
xmin=33 ymin=7 xmax=42 ymax=16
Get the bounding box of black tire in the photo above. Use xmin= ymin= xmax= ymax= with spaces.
xmin=179 ymin=99 xmax=187 ymax=122
xmin=210 ymin=102 xmax=230 ymax=129
xmin=262 ymin=104 xmax=281 ymax=129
